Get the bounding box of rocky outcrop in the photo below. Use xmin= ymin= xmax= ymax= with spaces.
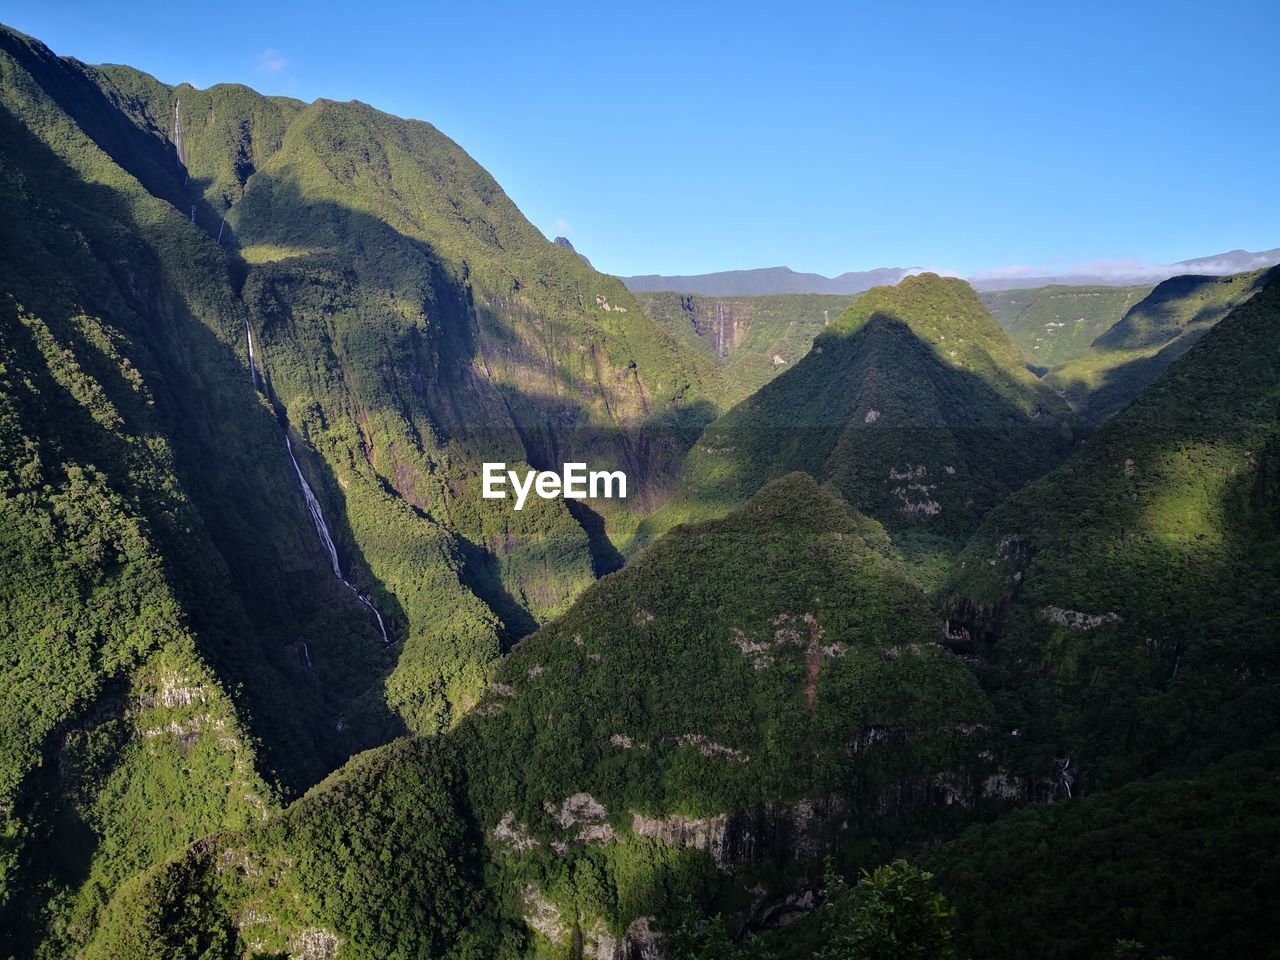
xmin=287 ymin=927 xmax=341 ymax=960
xmin=522 ymin=884 xmax=662 ymax=960
xmin=492 ymin=812 xmax=540 ymax=853
xmin=522 ymin=884 xmax=569 ymax=946
xmin=877 ymin=766 xmax=1062 ymax=815
xmin=631 ymin=795 xmax=844 ymax=868
xmin=1039 ymin=606 xmax=1123 ymax=631
xmin=582 ymin=916 xmax=664 ymax=960
xmin=674 ymin=734 xmax=749 ymax=763
xmin=546 ymin=792 xmax=615 ymax=844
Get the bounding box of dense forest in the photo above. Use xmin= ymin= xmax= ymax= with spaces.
xmin=2 ymin=19 xmax=1279 ymax=960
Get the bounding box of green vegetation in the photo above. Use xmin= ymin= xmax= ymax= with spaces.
xmin=633 ymin=292 xmax=858 ymax=406
xmin=84 ymin=475 xmax=998 ymax=958
xmin=670 ymin=860 xmax=957 ymax=960
xmin=0 ymin=22 xmax=717 ymax=955
xmin=981 ymin=283 xmax=1151 ymax=368
xmin=945 ymin=271 xmax=1280 ymax=790
xmin=1046 ymin=269 xmax=1271 ymax=423
xmin=636 ymin=274 xmax=1074 ymax=568
xmin=816 ymin=859 xmax=956 ymax=960
xmin=468 ymin=473 xmax=993 ymax=818
xmin=930 ymin=750 xmax=1280 ymax=960
xmin=5 ymin=19 xmax=1280 ymax=960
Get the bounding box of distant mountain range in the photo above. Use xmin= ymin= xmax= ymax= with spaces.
xmin=620 ymin=264 xmax=916 ymax=296
xmin=968 ymin=247 xmax=1280 ymax=291
xmin=617 ymin=247 xmax=1280 ymax=295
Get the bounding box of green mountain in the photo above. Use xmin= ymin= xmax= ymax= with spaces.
xmin=1046 ymin=268 xmax=1272 ymax=423
xmin=632 ymin=291 xmax=858 ymax=406
xmin=85 ymin=474 xmax=1001 ymax=959
xmin=945 ymin=267 xmax=1280 ymax=786
xmin=4 ymin=20 xmax=1280 ymax=960
xmin=980 ymin=283 xmax=1151 ymax=369
xmin=637 ymin=274 xmax=1074 ymax=565
xmin=931 ymin=272 xmax=1280 ymax=956
xmin=0 ymin=24 xmax=718 ymax=955
xmin=83 ymin=255 xmax=1280 ymax=956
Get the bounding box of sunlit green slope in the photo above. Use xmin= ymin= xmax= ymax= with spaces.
xmin=981 ymin=283 xmax=1151 ymax=368
xmin=636 ymin=274 xmax=1074 ymax=566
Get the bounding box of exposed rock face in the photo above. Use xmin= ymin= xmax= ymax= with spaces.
xmin=748 ymin=887 xmax=819 ymax=930
xmin=522 ymin=884 xmax=662 ymax=960
xmin=584 ymin=918 xmax=663 ymax=960
xmin=135 ymin=670 xmax=214 ymax=710
xmin=877 ymin=768 xmax=1062 ymax=814
xmin=287 ymin=927 xmax=341 ymax=960
xmin=631 ymin=795 xmax=844 ymax=868
xmin=546 ymin=792 xmax=616 ymax=844
xmin=730 ymin=613 xmax=844 ymax=671
xmin=492 ymin=812 xmax=540 ymax=853
xmin=674 ymin=733 xmax=750 ymax=763
xmin=522 ymin=884 xmax=568 ymax=946
xmin=1039 ymin=606 xmax=1123 ymax=631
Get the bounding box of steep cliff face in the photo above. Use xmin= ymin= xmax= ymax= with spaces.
xmin=0 ymin=25 xmax=719 ymax=955
xmin=631 ymin=291 xmax=857 ymax=405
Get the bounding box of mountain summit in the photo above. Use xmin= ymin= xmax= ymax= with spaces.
xmin=638 ymin=273 xmax=1073 ymax=553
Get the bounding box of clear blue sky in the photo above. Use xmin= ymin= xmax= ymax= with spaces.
xmin=5 ymin=1 xmax=1278 ymax=278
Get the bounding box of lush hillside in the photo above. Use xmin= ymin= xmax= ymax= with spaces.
xmin=944 ymin=269 xmax=1280 ymax=798
xmin=636 ymin=274 xmax=1074 ymax=568
xmin=930 ymin=747 xmax=1280 ymax=960
xmin=632 ymin=291 xmax=857 ymax=406
xmin=86 ymin=269 xmax=1280 ymax=957
xmin=981 ymin=283 xmax=1151 ymax=369
xmin=85 ymin=475 xmax=1006 ymax=958
xmin=921 ymin=271 xmax=1280 ymax=960
xmin=5 ymin=19 xmax=1280 ymax=960
xmin=0 ymin=23 xmax=720 ymax=955
xmin=1046 ymin=268 xmax=1272 ymax=423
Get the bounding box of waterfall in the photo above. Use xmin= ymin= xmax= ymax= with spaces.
xmin=356 ymin=593 xmax=390 ymax=644
xmin=249 ymin=322 xmax=393 ymax=644
xmin=286 ymin=434 xmax=344 ymax=580
xmin=246 ymin=321 xmax=260 ymax=390
xmin=286 ymin=433 xmax=391 ymax=643
xmin=302 ymin=641 xmax=313 ymax=668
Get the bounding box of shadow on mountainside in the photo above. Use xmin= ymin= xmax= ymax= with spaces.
xmin=224 ymin=173 xmax=716 ymax=609
xmin=940 ymin=277 xmax=1280 ymax=792
xmin=0 ymin=102 xmax=407 ymax=784
xmin=631 ymin=313 xmax=1078 ymax=559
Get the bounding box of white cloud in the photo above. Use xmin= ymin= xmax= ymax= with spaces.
xmin=904 ymin=265 xmax=962 ymax=279
xmin=970 ymin=252 xmax=1277 ymax=284
xmin=967 ymin=264 xmax=1038 ymax=281
xmin=553 ymin=218 xmax=573 ymax=235
xmin=256 ymin=48 xmax=287 ymax=73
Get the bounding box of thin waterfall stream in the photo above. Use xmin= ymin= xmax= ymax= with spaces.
xmin=248 ymin=323 xmax=392 ymax=645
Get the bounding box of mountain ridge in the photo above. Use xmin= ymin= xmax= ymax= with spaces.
xmin=618 ymin=247 xmax=1280 ymax=296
